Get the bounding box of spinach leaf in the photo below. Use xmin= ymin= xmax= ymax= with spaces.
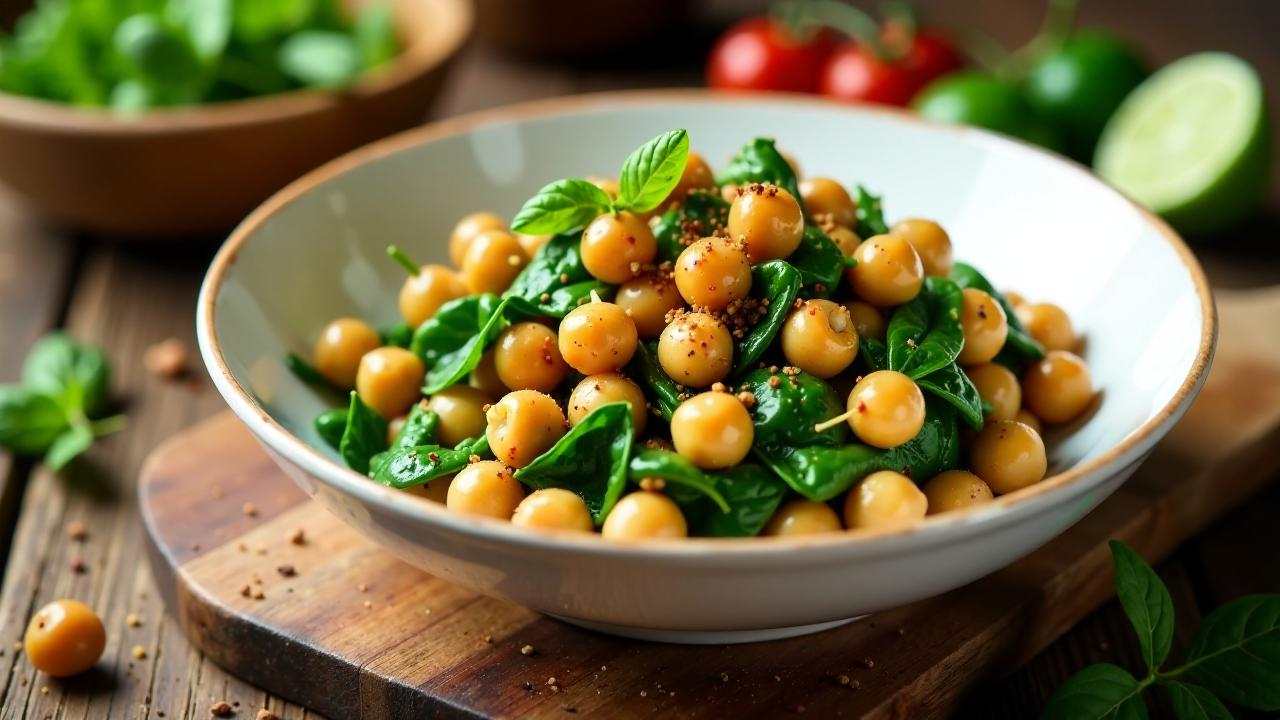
xmin=886 ymin=276 xmax=964 ymax=379
xmin=115 ymin=15 xmax=204 ymax=89
xmin=22 ymin=332 xmax=110 ymax=416
xmin=278 ymin=30 xmax=360 ymax=88
xmin=167 ymin=0 xmax=231 ymax=62
xmin=372 ymin=436 xmax=489 ymax=489
xmin=627 ymin=448 xmax=730 ymax=512
xmin=510 ymin=178 xmax=613 ymax=236
xmin=738 ymin=367 xmax=847 ymax=449
xmin=503 ymin=231 xmax=593 ymax=311
xmin=0 ymin=386 xmax=70 ymax=454
xmin=1041 ymin=664 xmax=1148 ymax=720
xmin=338 ymin=391 xmax=387 ymax=474
xmin=917 ymin=363 xmax=984 ymax=429
xmin=717 ymin=137 xmax=801 ymax=203
xmin=540 ymin=280 xmax=612 ymax=317
xmin=379 ymin=321 xmax=413 ymax=349
xmin=391 ymin=403 xmax=439 ymax=450
xmin=354 ymin=2 xmax=397 ymax=69
xmin=651 ymin=191 xmax=730 ymax=263
xmin=314 ymin=407 xmax=348 ymax=450
xmin=627 ymin=342 xmax=680 ymax=420
xmin=45 ymin=424 xmax=93 ymax=472
xmin=860 ymin=337 xmax=889 ymax=372
xmin=421 ymin=295 xmax=540 ymax=394
xmin=285 ymin=352 xmax=332 ymax=388
xmin=645 ymin=455 xmax=786 ymax=537
xmin=410 ymin=294 xmax=496 ymax=368
xmin=787 ymin=225 xmax=845 ymax=297
xmin=1110 ymin=540 xmax=1176 ymax=669
xmin=950 ymin=262 xmax=1045 ymax=363
xmin=1184 ymin=595 xmax=1280 ymax=710
xmin=733 ymin=260 xmax=800 ymax=374
xmin=515 ymin=403 xmax=633 ymax=524
xmin=854 ymin=186 xmax=889 ymax=237
xmin=616 ymin=129 xmax=690 ymax=213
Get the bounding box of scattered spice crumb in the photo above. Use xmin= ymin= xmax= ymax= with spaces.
xmin=13 ymin=641 xmax=22 ymax=651
xmin=837 ymin=674 xmax=850 ymax=686
xmin=69 ymin=558 xmax=87 ymax=574
xmin=66 ymin=521 xmax=88 ymax=542
xmin=276 ymin=564 xmax=296 ymax=578
xmin=289 ymin=528 xmax=306 ymax=545
xmin=546 ymin=677 xmax=557 ymax=686
xmin=40 ymin=686 xmax=48 ymax=695
xmin=863 ymin=657 xmax=876 ymax=669
xmin=851 ymin=679 xmax=861 ymax=690
xmin=600 ymin=665 xmax=607 ymax=671
xmin=719 ymin=672 xmax=729 ymax=683
xmin=773 ymin=674 xmax=782 ymax=682
xmin=521 ymin=644 xmax=535 ymax=656
xmin=126 ymin=613 xmax=142 ymax=628
xmin=255 ymin=710 xmax=279 ymax=720
xmin=240 ymin=585 xmax=251 ymax=598
xmin=251 ymin=589 xmax=265 ymax=600
xmin=144 ymin=338 xmax=188 ymax=379
xmin=357 ymin=583 xmax=368 ymax=593
xmin=896 ymin=627 xmax=906 ymax=637
xmin=209 ymin=701 xmax=233 ymax=717
xmin=362 ymin=600 xmax=372 ymax=609
xmin=254 ymin=545 xmax=268 ymax=556
xmin=242 ymin=503 xmax=257 ymax=517
xmin=237 ymin=543 xmax=248 ymax=553
xmin=482 ymin=635 xmax=493 ymax=644
xmin=639 ymin=690 xmax=647 ymax=697
xmin=131 ymin=645 xmax=147 ymax=660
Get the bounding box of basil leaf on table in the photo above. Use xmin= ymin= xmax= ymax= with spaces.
xmin=738 ymin=367 xmax=847 ymax=449
xmin=854 ymin=186 xmax=890 ymax=238
xmin=627 ymin=342 xmax=680 ymax=421
xmin=22 ymin=332 xmax=110 ymax=416
xmin=1183 ymin=594 xmax=1280 ymax=710
xmin=616 ymin=129 xmax=690 ymax=213
xmin=627 ymin=448 xmax=730 ymax=512
xmin=372 ymin=435 xmax=489 ymax=489
xmin=787 ymin=225 xmax=845 ymax=297
xmin=1041 ymin=663 xmax=1149 ymax=720
xmin=1164 ymin=682 xmax=1233 ymax=720
xmin=515 ymin=403 xmax=633 ymax=524
xmin=339 ymin=391 xmax=388 ymax=474
xmin=510 ymin=178 xmax=614 ymax=236
xmin=950 ymin=262 xmax=1045 ymax=364
xmin=631 ymin=451 xmax=785 ymax=538
xmin=391 ymin=403 xmax=439 ymax=450
xmin=886 ymin=277 xmax=964 ymax=379
xmin=717 ymin=137 xmax=802 ymax=204
xmin=1110 ymin=540 xmax=1176 ymax=670
xmin=314 ymin=407 xmax=348 ymax=450
xmin=652 ymin=191 xmax=730 ymax=263
xmin=421 ymin=295 xmax=541 ymax=394
xmin=732 ymin=260 xmax=800 ymax=375
xmin=379 ymin=321 xmax=413 ymax=349
xmin=410 ymin=294 xmax=496 ymax=367
xmin=917 ymin=363 xmax=984 ymax=429
xmin=45 ymin=424 xmax=93 ymax=472
xmin=0 ymin=386 xmax=70 ymax=453
xmin=278 ymin=30 xmax=361 ymax=89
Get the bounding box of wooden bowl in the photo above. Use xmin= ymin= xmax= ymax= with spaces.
xmin=0 ymin=0 xmax=472 ymax=238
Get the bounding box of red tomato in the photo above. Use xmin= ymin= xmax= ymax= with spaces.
xmin=706 ymin=18 xmax=837 ymax=93
xmin=818 ymin=43 xmax=917 ymax=106
xmin=898 ymin=31 xmax=964 ymax=90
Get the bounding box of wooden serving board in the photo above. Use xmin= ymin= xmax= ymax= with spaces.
xmin=140 ymin=288 xmax=1280 ymax=720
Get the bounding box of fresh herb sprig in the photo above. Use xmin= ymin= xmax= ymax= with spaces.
xmin=1043 ymin=541 xmax=1280 ymax=719
xmin=0 ymin=333 xmax=125 ymax=471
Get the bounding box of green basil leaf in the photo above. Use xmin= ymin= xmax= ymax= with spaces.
xmin=733 ymin=260 xmax=800 ymax=375
xmin=392 ymin=403 xmax=438 ymax=450
xmin=1164 ymin=682 xmax=1233 ymax=720
xmin=788 ymin=226 xmax=845 ymax=297
xmin=233 ymin=0 xmax=315 ymax=42
xmin=627 ymin=448 xmax=729 ymax=513
xmin=627 ymin=342 xmax=680 ymax=421
xmin=421 ymin=296 xmax=541 ymax=394
xmin=918 ymin=363 xmax=984 ymax=429
xmin=354 ymin=2 xmax=398 ymax=69
xmin=1041 ymin=663 xmax=1149 ymax=720
xmin=167 ymin=0 xmax=231 ymax=61
xmin=616 ymin=129 xmax=690 ymax=213
xmin=115 ymin=14 xmax=204 ymax=87
xmin=1183 ymin=594 xmax=1280 ymax=710
xmin=314 ymin=408 xmax=348 ymax=450
xmin=278 ymin=30 xmax=361 ymax=89
xmin=510 ymin=179 xmax=613 ymax=235
xmin=503 ymin=231 xmax=592 ymax=308
xmin=951 ymin=262 xmax=1045 ymax=364
xmin=717 ymin=137 xmax=801 ymax=204
xmin=339 ymin=391 xmax=388 ymax=474
xmin=22 ymin=332 xmax=110 ymax=417
xmin=372 ymin=437 xmax=488 ymax=489
xmin=109 ymin=79 xmax=154 ymax=112
xmin=0 ymin=386 xmax=69 ymax=453
xmin=515 ymin=403 xmax=633 ymax=524
xmin=651 ymin=191 xmax=730 ymax=263
xmin=285 ymin=352 xmax=331 ymax=388
xmin=44 ymin=423 xmax=93 ymax=471
xmin=1110 ymin=540 xmax=1176 ymax=670
xmin=379 ymin=321 xmax=413 ymax=349
xmin=738 ymin=367 xmax=847 ymax=449
xmin=887 ymin=276 xmax=964 ymax=379
xmin=411 ymin=294 xmax=496 ymax=368
xmin=854 ymin=186 xmax=889 ymax=238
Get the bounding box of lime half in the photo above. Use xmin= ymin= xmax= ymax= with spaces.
xmin=1095 ymin=52 xmax=1270 ymax=235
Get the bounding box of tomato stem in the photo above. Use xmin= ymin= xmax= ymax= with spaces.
xmin=386 ymin=245 xmax=420 ymax=276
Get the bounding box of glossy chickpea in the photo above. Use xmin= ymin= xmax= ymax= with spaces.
xmin=516 ymin=233 xmax=551 ymax=258
xmin=843 ymin=300 xmax=886 ymax=341
xmin=781 ymin=299 xmax=859 ymax=378
xmin=799 ymin=177 xmax=857 ymax=228
xmin=1022 ymin=350 xmax=1093 ymax=424
xmin=780 ymin=151 xmax=802 ymax=179
xmin=762 ymin=499 xmax=843 ymax=536
xmin=23 ymin=599 xmax=106 ymax=677
xmin=674 ymin=236 xmax=753 ymax=310
xmin=558 ymin=300 xmax=639 ymax=375
xmin=406 ymin=476 xmax=452 ymax=503
xmin=588 ymin=176 xmax=620 ymax=199
xmin=843 ymin=471 xmax=928 ymax=530
xmin=312 ymin=318 xmax=381 ymax=389
xmin=615 ymin=275 xmax=684 ymax=339
xmin=957 ymin=288 xmax=1009 ymax=366
xmin=512 ymin=488 xmax=594 ymax=532
xmin=657 ymin=312 xmax=733 ymax=387
xmin=1019 ymin=302 xmax=1076 ymax=352
xmin=581 ymin=211 xmax=657 ymax=284
xmin=568 ymin=374 xmax=648 ymax=435
xmin=845 ymin=371 xmax=926 ymax=449
xmin=494 ymin=322 xmax=569 ymax=392
xmin=356 ymin=347 xmax=425 ymax=419
xmin=469 ymin=349 xmax=508 ymax=397
xmin=400 ymin=264 xmax=466 ymax=328
xmin=848 ymin=234 xmax=924 ymax=307
xmin=1004 ymin=290 xmax=1028 ymax=309
xmin=727 ymin=183 xmax=804 ymax=262
xmin=446 ymin=461 xmax=524 ymax=519
xmin=426 ymin=385 xmax=491 ymax=446
xmin=1015 ymin=409 xmax=1042 ymax=436
xmin=462 ymin=230 xmax=528 ymax=295
xmin=485 ymin=390 xmax=566 ymax=468
xmin=923 ymin=470 xmax=995 ymax=515
xmin=670 ymin=391 xmax=754 ymax=469
xmin=828 ymin=225 xmax=862 ymax=258
xmin=387 ymin=415 xmax=407 ymax=446
xmin=665 ymin=151 xmax=715 ymax=204
xmin=449 ymin=212 xmax=506 ymax=268
xmin=891 ymin=219 xmax=953 ymax=277
xmin=602 ymin=491 xmax=688 ymax=540
xmin=970 ymin=420 xmax=1047 ymax=494
xmin=967 ymin=363 xmax=1021 ymax=422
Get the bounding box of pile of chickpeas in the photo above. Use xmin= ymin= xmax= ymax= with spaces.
xmin=309 ymin=147 xmax=1094 ymax=540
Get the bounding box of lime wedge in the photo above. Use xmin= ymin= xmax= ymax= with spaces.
xmin=1095 ymin=52 xmax=1270 ymax=235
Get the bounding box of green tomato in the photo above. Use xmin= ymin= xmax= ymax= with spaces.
xmin=1025 ymin=31 xmax=1147 ymax=161
xmin=913 ymin=72 xmax=1040 ymax=143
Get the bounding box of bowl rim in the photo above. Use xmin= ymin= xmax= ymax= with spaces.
xmin=197 ymin=89 xmax=1217 ymax=559
xmin=0 ymin=0 xmax=472 ymax=135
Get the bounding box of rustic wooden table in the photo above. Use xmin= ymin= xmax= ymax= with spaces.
xmin=0 ymin=1 xmax=1276 ymax=718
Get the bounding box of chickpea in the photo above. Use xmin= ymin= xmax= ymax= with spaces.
xmin=966 ymin=363 xmax=1021 ymax=422
xmin=312 ymin=318 xmax=381 ymax=389
xmin=1019 ymin=302 xmax=1077 ymax=352
xmin=426 ymin=385 xmax=491 ymax=446
xmin=673 ymin=236 xmax=753 ymax=310
xmin=615 ymin=275 xmax=684 ymax=339
xmin=601 ymin=491 xmax=688 ymax=540
xmin=387 ymin=414 xmax=407 ymax=446
xmin=665 ymin=151 xmax=715 ymax=204
xmin=588 ymin=176 xmax=620 ymax=199
xmin=356 ymin=347 xmax=425 ymax=419
xmin=780 ymin=299 xmax=858 ymax=378
xmin=512 ymin=488 xmax=594 ymax=532
xmin=446 ymin=461 xmax=524 ymax=519
xmin=449 ymin=211 xmax=506 ymax=268
xmin=558 ymin=300 xmax=639 ymax=375
xmin=670 ymin=391 xmax=754 ymax=469
xmin=485 ymin=390 xmax=566 ymax=468
xmin=780 ymin=150 xmax=802 ymax=179
xmin=762 ymin=499 xmax=842 ymax=536
xmin=970 ymin=420 xmax=1047 ymax=495
xmin=568 ymin=373 xmax=648 ymax=435
xmin=843 ymin=301 xmax=885 ymax=341
xmin=923 ymin=470 xmax=994 ymax=515
xmin=843 ymin=471 xmax=928 ymax=530
xmin=845 ymin=370 xmax=926 ymax=449
xmin=848 ymin=234 xmax=924 ymax=307
xmin=1004 ymin=290 xmax=1028 ymax=309
xmin=406 ymin=476 xmax=452 ymax=503
xmin=957 ymin=288 xmax=1009 ymax=366
xmin=891 ymin=219 xmax=953 ymax=277
xmin=828 ymin=225 xmax=862 ymax=258
xmin=23 ymin=599 xmax=106 ymax=677
xmin=462 ymin=230 xmax=528 ymax=295
xmin=399 ymin=264 xmax=466 ymax=328
xmin=727 ymin=183 xmax=804 ymax=262
xmin=1015 ymin=409 xmax=1043 ymax=436
xmin=580 ymin=211 xmax=657 ymax=284
xmin=657 ymin=312 xmax=733 ymax=387
xmin=469 ymin=349 xmax=508 ymax=397
xmin=494 ymin=322 xmax=569 ymax=392
xmin=1022 ymin=350 xmax=1093 ymax=424
xmin=516 ymin=233 xmax=551 ymax=258
xmin=799 ymin=177 xmax=857 ymax=228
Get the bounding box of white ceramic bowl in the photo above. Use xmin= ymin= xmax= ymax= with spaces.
xmin=197 ymin=91 xmax=1215 ymax=644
